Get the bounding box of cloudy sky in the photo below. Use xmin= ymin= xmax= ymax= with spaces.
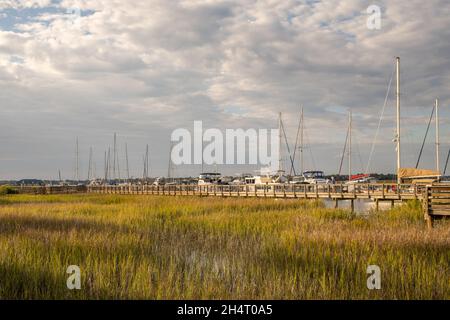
xmin=0 ymin=0 xmax=449 ymax=179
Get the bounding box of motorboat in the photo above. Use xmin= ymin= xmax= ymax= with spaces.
xmin=303 ymin=171 xmax=330 ymax=184
xmin=198 ymin=173 xmax=222 ymax=185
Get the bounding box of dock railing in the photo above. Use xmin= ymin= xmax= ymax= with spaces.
xmin=87 ymin=183 xmax=424 ymax=201
xmin=16 ymin=185 xmax=88 ymax=195
xmin=424 ymin=184 xmax=450 ymax=228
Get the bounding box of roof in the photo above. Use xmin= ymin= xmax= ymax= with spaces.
xmin=398 ymin=168 xmax=441 ymax=179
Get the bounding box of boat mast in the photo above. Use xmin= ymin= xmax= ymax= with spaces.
xmin=107 ymin=147 xmax=111 ymax=182
xmin=75 ymin=137 xmax=79 ymax=182
xmin=125 ymin=143 xmax=130 ymax=183
xmin=300 ymin=108 xmax=304 ymax=174
xmin=116 ymin=145 xmax=121 ymax=183
xmin=348 ymin=110 xmax=352 ymax=182
xmin=278 ymin=112 xmax=283 ymax=173
xmin=113 ymin=133 xmax=116 ymax=181
xmin=291 ymin=106 xmax=303 ymax=176
xmin=143 ymin=144 xmax=149 ymax=181
xmin=104 ymin=150 xmax=107 ymax=182
xmin=88 ymin=146 xmax=93 ymax=181
xmin=396 ymin=57 xmax=401 ymax=184
xmin=435 ymin=98 xmax=440 ymax=173
xmin=146 ymin=145 xmax=149 ymax=180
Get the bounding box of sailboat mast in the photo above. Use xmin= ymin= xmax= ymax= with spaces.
xmin=396 ymin=57 xmax=401 ymax=184
xmin=300 ymin=108 xmax=304 ymax=174
xmin=104 ymin=151 xmax=107 ymax=182
xmin=435 ymin=98 xmax=440 ymax=173
xmin=143 ymin=146 xmax=147 ymax=181
xmin=278 ymin=112 xmax=283 ymax=172
xmin=75 ymin=137 xmax=79 ymax=182
xmin=107 ymin=148 xmax=111 ymax=182
xmin=116 ymin=145 xmax=121 ymax=182
xmin=348 ymin=110 xmax=352 ymax=182
xmin=125 ymin=143 xmax=130 ymax=182
xmin=291 ymin=106 xmax=303 ymax=176
xmin=146 ymin=144 xmax=149 ymax=180
xmin=113 ymin=133 xmax=117 ymax=180
xmin=88 ymin=147 xmax=93 ymax=181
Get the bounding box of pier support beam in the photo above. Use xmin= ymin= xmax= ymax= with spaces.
xmin=335 ymin=199 xmax=339 ymax=209
xmin=391 ymin=200 xmax=395 ymax=209
xmin=375 ymin=199 xmax=379 ymax=212
xmin=425 ymin=214 xmax=434 ymax=229
xmin=350 ymin=199 xmax=355 ymax=213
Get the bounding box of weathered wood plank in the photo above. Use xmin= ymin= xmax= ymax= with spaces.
xmin=430 ymin=210 xmax=450 ymax=216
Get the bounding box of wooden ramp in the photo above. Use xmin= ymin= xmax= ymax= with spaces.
xmin=424 ymin=185 xmax=450 ymax=228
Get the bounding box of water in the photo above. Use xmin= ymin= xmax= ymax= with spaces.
xmin=322 ymin=199 xmax=401 ymax=214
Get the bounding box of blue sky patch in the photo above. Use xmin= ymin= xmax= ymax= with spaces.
xmin=0 ymin=4 xmax=94 ymax=32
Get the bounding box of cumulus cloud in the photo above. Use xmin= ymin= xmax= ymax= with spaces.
xmin=0 ymin=0 xmax=449 ymax=179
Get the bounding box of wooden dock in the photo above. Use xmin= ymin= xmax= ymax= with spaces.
xmin=88 ymin=183 xmax=423 ymax=205
xmin=17 ymin=185 xmax=87 ymax=195
xmin=89 ymin=182 xmax=450 ymax=228
xmin=423 ymin=185 xmax=450 ymax=228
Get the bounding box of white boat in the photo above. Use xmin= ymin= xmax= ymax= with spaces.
xmin=198 ymin=173 xmax=222 ymax=185
xmin=244 ymin=175 xmax=272 ymax=185
xmin=153 ymin=177 xmax=166 ymax=186
xmin=244 ymin=170 xmax=289 ymax=185
xmin=303 ymin=171 xmax=330 ymax=184
xmin=290 ymin=176 xmax=306 ymax=184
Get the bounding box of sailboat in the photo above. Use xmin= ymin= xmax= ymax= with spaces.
xmin=248 ymin=113 xmax=290 ymax=185
xmin=341 ymin=110 xmax=376 ymax=185
xmin=396 ymin=58 xmax=441 ymax=184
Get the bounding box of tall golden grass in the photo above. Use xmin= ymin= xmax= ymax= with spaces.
xmin=0 ymin=194 xmax=448 ymax=299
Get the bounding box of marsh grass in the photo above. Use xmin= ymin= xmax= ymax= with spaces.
xmin=0 ymin=194 xmax=448 ymax=299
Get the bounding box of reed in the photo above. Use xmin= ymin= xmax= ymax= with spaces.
xmin=0 ymin=194 xmax=448 ymax=299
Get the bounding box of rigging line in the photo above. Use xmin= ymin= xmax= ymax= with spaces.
xmin=415 ymin=105 xmax=435 ymax=169
xmin=290 ymin=109 xmax=303 ymax=176
xmin=365 ymin=67 xmax=395 ymax=174
xmin=354 ymin=134 xmax=365 ymax=173
xmin=280 ymin=120 xmax=297 ymax=176
xmin=303 ymin=123 xmax=317 ymax=171
xmin=339 ymin=125 xmax=350 ymax=176
xmin=443 ymin=148 xmax=450 ymax=176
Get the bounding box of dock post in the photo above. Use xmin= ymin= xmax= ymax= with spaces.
xmin=375 ymin=199 xmax=379 ymax=212
xmin=391 ymin=200 xmax=395 ymax=209
xmin=350 ymin=199 xmax=355 ymax=213
xmin=423 ymin=186 xmax=433 ymax=229
xmin=425 ymin=214 xmax=434 ymax=229
xmin=335 ymin=199 xmax=339 ymax=209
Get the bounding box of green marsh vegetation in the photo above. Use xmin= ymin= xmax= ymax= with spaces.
xmin=0 ymin=194 xmax=448 ymax=299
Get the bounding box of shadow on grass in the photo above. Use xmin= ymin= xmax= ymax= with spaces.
xmin=0 ymin=214 xmax=131 ymax=236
